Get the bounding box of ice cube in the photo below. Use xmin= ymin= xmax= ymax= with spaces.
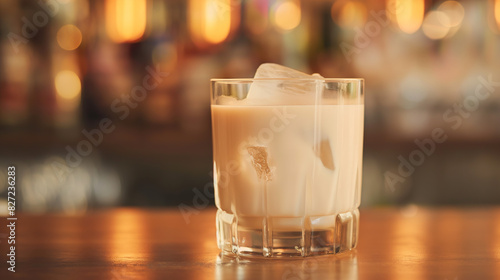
xmin=315 ymin=139 xmax=335 ymax=171
xmin=253 ymin=63 xmax=322 ymax=80
xmin=247 ymin=146 xmax=273 ymax=182
xmin=215 ymin=95 xmax=239 ymax=105
xmin=246 ymin=63 xmax=324 ymax=105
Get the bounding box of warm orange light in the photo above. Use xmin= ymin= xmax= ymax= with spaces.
xmin=188 ymin=0 xmax=231 ymax=46
xmin=422 ymin=11 xmax=450 ymax=40
xmin=55 ymin=70 xmax=81 ymax=100
xmin=110 ymin=210 xmax=150 ymax=262
xmin=496 ymin=0 xmax=500 ymax=30
xmin=394 ymin=0 xmax=424 ymax=34
xmin=205 ymin=0 xmax=231 ymax=43
xmin=57 ymin=24 xmax=82 ymax=51
xmin=390 ymin=212 xmax=428 ymax=280
xmin=495 ymin=211 xmax=500 ymax=260
xmin=273 ymin=1 xmax=301 ymax=31
xmin=385 ymin=0 xmax=399 ymax=24
xmin=334 ymin=1 xmax=368 ymax=28
xmin=437 ymin=1 xmax=465 ymax=27
xmin=105 ymin=0 xmax=146 ymax=43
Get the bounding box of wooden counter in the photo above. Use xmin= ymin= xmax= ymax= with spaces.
xmin=1 ymin=207 xmax=499 ymax=279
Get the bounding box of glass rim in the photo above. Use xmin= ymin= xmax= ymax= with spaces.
xmin=211 ymin=78 xmax=364 ymax=82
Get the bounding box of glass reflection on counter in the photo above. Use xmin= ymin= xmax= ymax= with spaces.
xmin=215 ymin=252 xmax=358 ymax=280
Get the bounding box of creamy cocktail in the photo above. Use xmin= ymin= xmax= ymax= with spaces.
xmin=211 ymin=64 xmax=364 ymax=257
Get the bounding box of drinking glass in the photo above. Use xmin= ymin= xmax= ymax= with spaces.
xmin=211 ymin=78 xmax=364 ymax=257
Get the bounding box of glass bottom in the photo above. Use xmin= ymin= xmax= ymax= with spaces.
xmin=216 ymin=209 xmax=359 ymax=257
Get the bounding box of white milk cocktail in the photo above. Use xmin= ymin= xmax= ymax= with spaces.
xmin=211 ymin=64 xmax=364 ymax=257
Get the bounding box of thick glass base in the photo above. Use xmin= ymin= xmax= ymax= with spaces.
xmin=216 ymin=209 xmax=359 ymax=257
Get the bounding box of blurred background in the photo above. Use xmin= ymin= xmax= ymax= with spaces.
xmin=0 ymin=0 xmax=499 ymax=213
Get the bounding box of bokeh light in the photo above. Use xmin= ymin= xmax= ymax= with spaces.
xmin=332 ymin=1 xmax=367 ymax=28
xmin=55 ymin=70 xmax=81 ymax=100
xmin=273 ymin=1 xmax=301 ymax=31
xmin=394 ymin=0 xmax=425 ymax=34
xmin=105 ymin=0 xmax=147 ymax=43
xmin=496 ymin=0 xmax=500 ymax=29
xmin=422 ymin=11 xmax=451 ymax=40
xmin=437 ymin=1 xmax=465 ymax=27
xmin=189 ymin=0 xmax=232 ymax=46
xmin=57 ymin=24 xmax=82 ymax=51
xmin=204 ymin=0 xmax=231 ymax=44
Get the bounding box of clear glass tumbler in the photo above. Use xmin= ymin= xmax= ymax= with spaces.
xmin=211 ymin=78 xmax=364 ymax=257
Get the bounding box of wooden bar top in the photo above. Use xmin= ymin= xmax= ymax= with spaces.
xmin=1 ymin=207 xmax=499 ymax=279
